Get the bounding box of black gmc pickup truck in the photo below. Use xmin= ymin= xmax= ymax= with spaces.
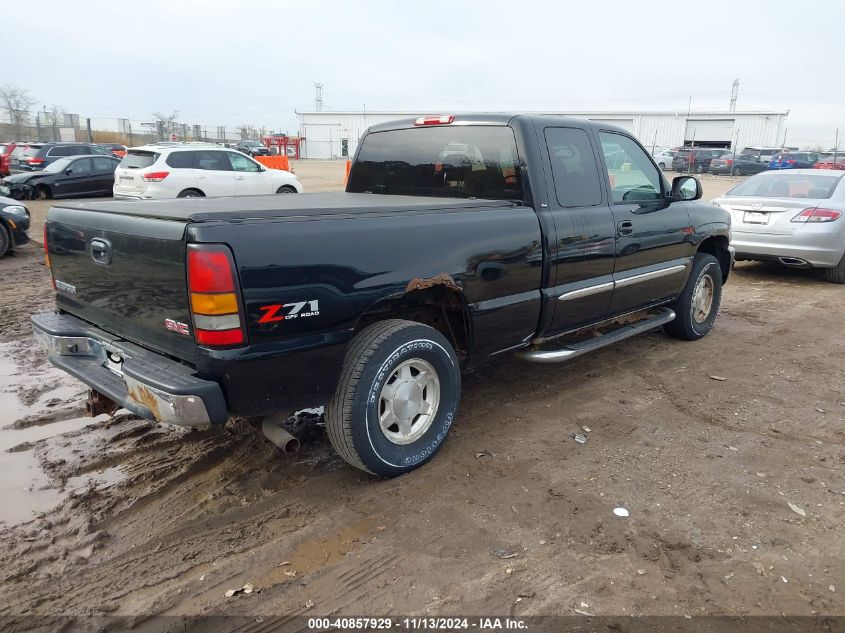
xmin=33 ymin=114 xmax=733 ymax=476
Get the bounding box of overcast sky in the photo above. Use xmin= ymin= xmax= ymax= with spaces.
xmin=4 ymin=0 xmax=844 ymax=146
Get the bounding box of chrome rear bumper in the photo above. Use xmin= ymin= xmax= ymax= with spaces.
xmin=32 ymin=312 xmax=227 ymax=426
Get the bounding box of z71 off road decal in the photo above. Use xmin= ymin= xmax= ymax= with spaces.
xmin=258 ymin=300 xmax=320 ymax=324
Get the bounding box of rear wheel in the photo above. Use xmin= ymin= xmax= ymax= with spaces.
xmin=276 ymin=185 xmax=297 ymax=194
xmin=177 ymin=189 xmax=204 ymax=198
xmin=0 ymin=225 xmax=9 ymax=258
xmin=733 ymin=166 xmax=744 ymax=176
xmin=326 ymin=319 xmax=461 ymax=477
xmin=664 ymin=253 xmax=722 ymax=341
xmin=823 ymin=252 xmax=845 ymax=284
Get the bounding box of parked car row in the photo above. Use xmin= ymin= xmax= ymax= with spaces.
xmin=0 ymin=141 xmax=303 ymax=201
xmin=653 ymin=145 xmax=845 ymax=176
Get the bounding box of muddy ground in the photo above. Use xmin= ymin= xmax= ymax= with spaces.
xmin=0 ymin=165 xmax=842 ymax=620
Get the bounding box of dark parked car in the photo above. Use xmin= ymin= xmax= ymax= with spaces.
xmin=0 ymin=196 xmax=31 ymax=257
xmin=709 ymin=153 xmax=769 ymax=176
xmin=672 ymin=148 xmax=731 ymax=173
xmin=768 ymin=151 xmax=821 ymax=170
xmin=9 ymin=142 xmax=112 ymax=173
xmin=34 ymin=114 xmax=733 ymax=477
xmin=0 ymin=155 xmax=119 ymax=200
xmin=235 ymin=140 xmax=270 ymax=157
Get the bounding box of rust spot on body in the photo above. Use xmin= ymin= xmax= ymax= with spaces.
xmin=405 ymin=273 xmax=461 ymax=293
xmin=128 ymin=384 xmax=163 ymax=421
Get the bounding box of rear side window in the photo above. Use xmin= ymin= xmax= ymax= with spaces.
xmin=22 ymin=146 xmax=43 ymax=158
xmin=194 ymin=151 xmax=231 ymax=171
xmin=349 ymin=126 xmax=523 ymax=200
xmin=166 ymin=151 xmax=195 ymax=169
xmin=120 ymin=150 xmax=159 ymax=169
xmin=0 ymin=145 xmax=9 ymax=155
xmin=544 ymin=127 xmax=603 ymax=207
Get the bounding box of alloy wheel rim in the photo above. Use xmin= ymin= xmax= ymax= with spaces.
xmin=378 ymin=359 xmax=440 ymax=445
xmin=691 ymin=274 xmax=714 ymax=324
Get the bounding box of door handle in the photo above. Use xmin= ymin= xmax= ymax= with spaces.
xmin=236 ymin=176 xmax=245 ymax=180
xmin=617 ymin=220 xmax=634 ymax=236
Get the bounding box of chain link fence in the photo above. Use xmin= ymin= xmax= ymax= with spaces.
xmin=0 ymin=111 xmax=278 ymax=147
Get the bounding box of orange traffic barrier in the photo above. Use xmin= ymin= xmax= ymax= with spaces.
xmin=255 ymin=155 xmax=290 ymax=172
xmin=344 ymin=159 xmax=352 ymax=184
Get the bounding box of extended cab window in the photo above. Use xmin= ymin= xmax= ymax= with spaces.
xmin=544 ymin=127 xmax=603 ymax=207
xmin=348 ymin=126 xmax=522 ymax=200
xmin=599 ymin=132 xmax=662 ymax=203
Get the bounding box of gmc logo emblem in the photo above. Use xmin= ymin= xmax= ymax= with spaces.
xmin=165 ymin=318 xmax=191 ymax=336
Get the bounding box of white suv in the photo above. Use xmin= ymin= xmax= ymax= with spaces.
xmin=113 ymin=144 xmax=303 ymax=199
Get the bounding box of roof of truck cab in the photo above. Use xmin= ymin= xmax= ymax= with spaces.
xmin=54 ymin=192 xmax=520 ymax=222
xmin=365 ymin=113 xmax=631 ymax=135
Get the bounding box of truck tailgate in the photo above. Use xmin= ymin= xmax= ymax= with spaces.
xmin=45 ymin=205 xmax=196 ymax=362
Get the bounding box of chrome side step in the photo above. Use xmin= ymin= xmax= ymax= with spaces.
xmin=515 ymin=308 xmax=676 ymax=364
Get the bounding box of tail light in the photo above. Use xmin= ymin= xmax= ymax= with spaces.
xmin=187 ymin=245 xmax=245 ymax=346
xmin=142 ymin=171 xmax=169 ymax=182
xmin=791 ymin=208 xmax=842 ymax=223
xmin=414 ymin=115 xmax=454 ymax=126
xmin=43 ymin=223 xmax=56 ymax=290
xmin=724 ymin=159 xmax=733 ymax=165
xmin=27 ymin=157 xmax=44 ymax=165
xmin=786 ymin=160 xmax=796 ymax=165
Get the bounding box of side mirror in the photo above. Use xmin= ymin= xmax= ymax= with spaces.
xmin=65 ymin=168 xmax=73 ymax=175
xmin=671 ymin=175 xmax=702 ymax=201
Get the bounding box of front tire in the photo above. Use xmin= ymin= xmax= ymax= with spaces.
xmin=0 ymin=225 xmax=10 ymax=258
xmin=276 ymin=185 xmax=297 ymax=194
xmin=34 ymin=186 xmax=51 ymax=200
xmin=664 ymin=253 xmax=723 ymax=341
xmin=326 ymin=319 xmax=461 ymax=477
xmin=823 ymin=252 xmax=845 ymax=284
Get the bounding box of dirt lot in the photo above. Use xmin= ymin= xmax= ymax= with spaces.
xmin=0 ymin=164 xmax=842 ymax=619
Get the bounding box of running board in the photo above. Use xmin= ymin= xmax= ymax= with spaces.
xmin=515 ymin=308 xmax=676 ymax=364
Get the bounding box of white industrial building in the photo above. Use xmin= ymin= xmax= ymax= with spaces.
xmin=296 ymin=109 xmax=789 ymax=160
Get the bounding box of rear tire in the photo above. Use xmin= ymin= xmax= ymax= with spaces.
xmin=276 ymin=185 xmax=297 ymax=194
xmin=0 ymin=225 xmax=10 ymax=258
xmin=177 ymin=189 xmax=204 ymax=198
xmin=733 ymin=166 xmax=743 ymax=176
xmin=823 ymin=252 xmax=845 ymax=284
xmin=326 ymin=319 xmax=461 ymax=477
xmin=664 ymin=253 xmax=722 ymax=341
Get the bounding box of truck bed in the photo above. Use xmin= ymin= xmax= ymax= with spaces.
xmin=55 ymin=192 xmax=518 ymax=222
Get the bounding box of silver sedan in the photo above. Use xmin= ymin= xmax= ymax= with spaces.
xmin=713 ymin=169 xmax=845 ymax=283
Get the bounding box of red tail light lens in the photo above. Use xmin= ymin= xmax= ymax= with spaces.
xmin=142 ymin=171 xmax=169 ymax=182
xmin=27 ymin=158 xmax=44 ymax=165
xmin=187 ymin=245 xmax=245 ymax=347
xmin=786 ymin=160 xmax=796 ymax=165
xmin=791 ymin=207 xmax=842 ymax=223
xmin=724 ymin=159 xmax=733 ymax=165
xmin=414 ymin=115 xmax=455 ymax=126
xmin=188 ymin=249 xmax=235 ymax=292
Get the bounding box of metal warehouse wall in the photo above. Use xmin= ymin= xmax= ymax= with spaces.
xmin=297 ymin=111 xmax=788 ymax=159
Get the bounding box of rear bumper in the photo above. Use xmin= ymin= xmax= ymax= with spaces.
xmin=32 ymin=311 xmax=228 ymax=426
xmin=732 ymin=229 xmax=845 ymax=268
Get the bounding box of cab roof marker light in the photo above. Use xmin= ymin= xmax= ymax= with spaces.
xmin=414 ymin=115 xmax=455 ymax=126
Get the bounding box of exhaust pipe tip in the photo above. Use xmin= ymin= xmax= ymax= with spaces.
xmin=261 ymin=417 xmax=301 ymax=455
xmin=778 ymin=257 xmax=811 ymax=268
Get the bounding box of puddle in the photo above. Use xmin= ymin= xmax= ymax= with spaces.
xmin=0 ymin=342 xmax=123 ymax=526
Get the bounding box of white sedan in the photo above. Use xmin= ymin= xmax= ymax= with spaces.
xmin=651 ymin=148 xmax=676 ymax=171
xmin=113 ymin=144 xmax=303 ymax=200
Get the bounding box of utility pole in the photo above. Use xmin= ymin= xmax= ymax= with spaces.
xmin=729 ymin=78 xmax=739 ymax=112
xmin=833 ymin=128 xmax=839 ymax=165
xmin=314 ymin=82 xmax=324 ymax=112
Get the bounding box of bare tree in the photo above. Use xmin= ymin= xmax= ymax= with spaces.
xmin=237 ymin=124 xmax=255 ymax=140
xmin=0 ymin=84 xmax=36 ymax=138
xmin=44 ymin=104 xmax=64 ymax=141
xmin=152 ymin=110 xmax=180 ymax=140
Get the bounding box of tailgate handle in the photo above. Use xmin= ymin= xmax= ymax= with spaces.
xmin=90 ymin=238 xmax=112 ymax=265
